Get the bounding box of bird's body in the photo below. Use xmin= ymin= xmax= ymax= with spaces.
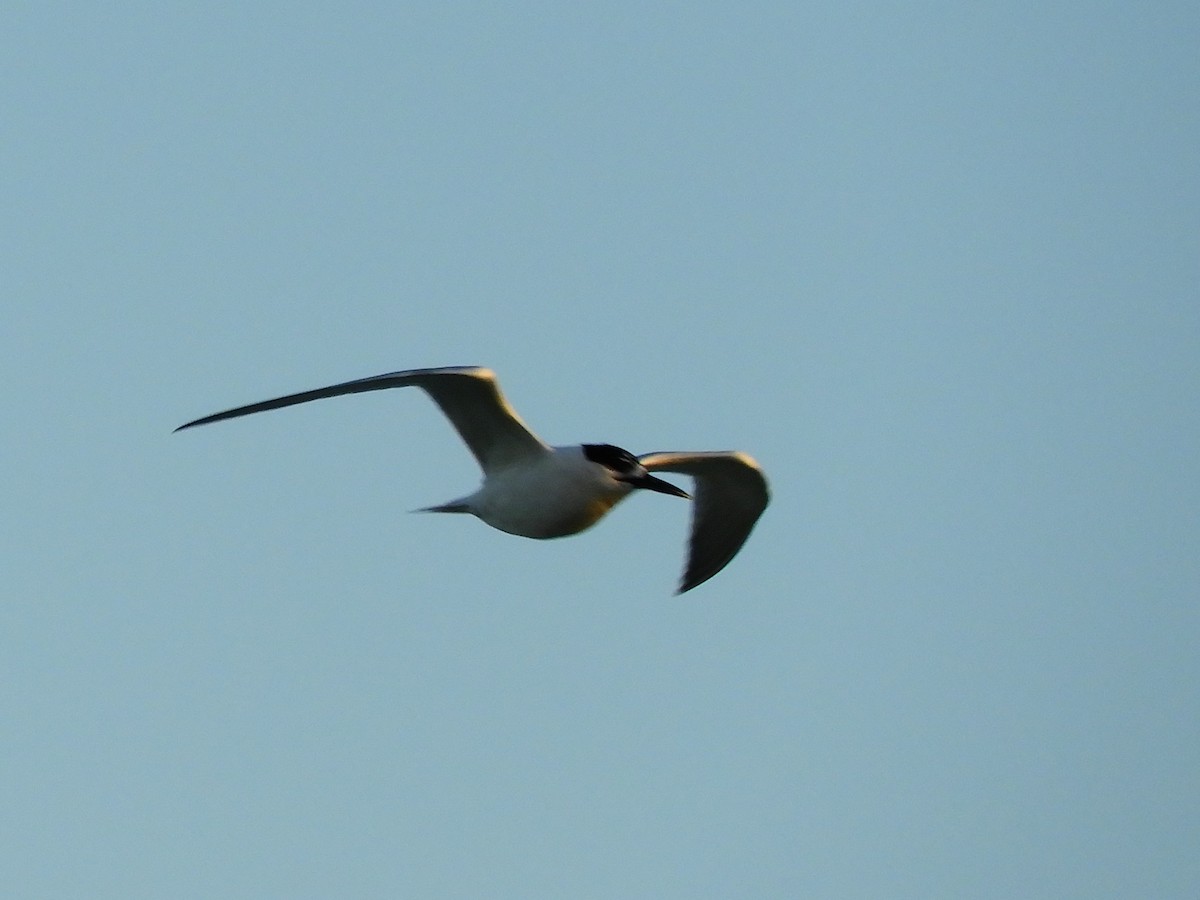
xmin=426 ymin=445 xmax=627 ymax=539
xmin=176 ymin=366 xmax=768 ymax=593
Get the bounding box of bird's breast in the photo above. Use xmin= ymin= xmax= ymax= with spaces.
xmin=472 ymin=456 xmax=626 ymax=539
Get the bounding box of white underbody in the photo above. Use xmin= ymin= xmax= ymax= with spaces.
xmin=441 ymin=445 xmax=634 ymax=539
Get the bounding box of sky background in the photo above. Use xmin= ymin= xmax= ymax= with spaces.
xmin=3 ymin=3 xmax=1198 ymax=897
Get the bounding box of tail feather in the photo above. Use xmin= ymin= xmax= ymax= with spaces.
xmin=416 ymin=500 xmax=472 ymax=514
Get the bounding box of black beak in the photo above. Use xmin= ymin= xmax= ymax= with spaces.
xmin=626 ymin=472 xmax=690 ymax=499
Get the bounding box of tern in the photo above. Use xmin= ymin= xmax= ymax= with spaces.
xmin=176 ymin=366 xmax=769 ymax=593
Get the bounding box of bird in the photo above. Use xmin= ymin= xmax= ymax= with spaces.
xmin=175 ymin=366 xmax=769 ymax=593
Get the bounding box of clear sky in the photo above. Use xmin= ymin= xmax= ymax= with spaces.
xmin=4 ymin=4 xmax=1197 ymax=897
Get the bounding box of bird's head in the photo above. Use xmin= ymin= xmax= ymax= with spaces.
xmin=582 ymin=443 xmax=689 ymax=499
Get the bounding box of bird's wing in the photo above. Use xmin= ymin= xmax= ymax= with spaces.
xmin=175 ymin=366 xmax=550 ymax=473
xmin=638 ymin=451 xmax=769 ymax=594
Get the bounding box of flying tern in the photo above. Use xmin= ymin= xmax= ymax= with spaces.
xmin=176 ymin=366 xmax=769 ymax=593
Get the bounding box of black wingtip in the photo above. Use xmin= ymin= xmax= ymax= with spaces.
xmin=174 ymin=412 xmax=226 ymax=432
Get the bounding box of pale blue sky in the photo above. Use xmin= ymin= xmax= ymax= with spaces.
xmin=4 ymin=4 xmax=1198 ymax=897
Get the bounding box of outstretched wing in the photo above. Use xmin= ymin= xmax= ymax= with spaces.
xmin=175 ymin=366 xmax=550 ymax=473
xmin=638 ymin=451 xmax=769 ymax=594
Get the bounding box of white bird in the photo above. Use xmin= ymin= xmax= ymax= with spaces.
xmin=176 ymin=366 xmax=769 ymax=593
